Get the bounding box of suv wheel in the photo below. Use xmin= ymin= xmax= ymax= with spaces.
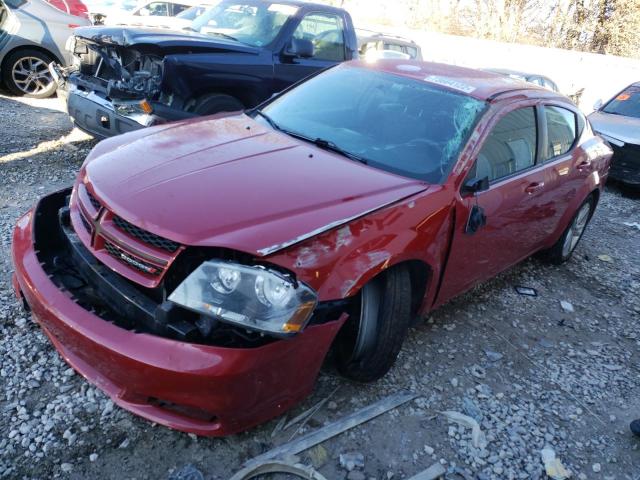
xmin=2 ymin=49 xmax=57 ymax=99
xmin=334 ymin=266 xmax=412 ymax=382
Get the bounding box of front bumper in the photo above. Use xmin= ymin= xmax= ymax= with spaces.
xmin=11 ymin=190 xmax=346 ymax=436
xmin=62 ymin=83 xmax=150 ymax=139
xmin=609 ymin=142 xmax=640 ymax=187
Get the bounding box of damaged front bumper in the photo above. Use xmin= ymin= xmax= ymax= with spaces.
xmin=64 ymin=82 xmax=153 ymax=138
xmin=609 ymin=142 xmax=640 ymax=187
xmin=11 ymin=190 xmax=347 ymax=435
xmin=51 ymin=62 xmax=195 ymax=138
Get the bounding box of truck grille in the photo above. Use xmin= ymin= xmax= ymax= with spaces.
xmin=113 ymin=216 xmax=179 ymax=253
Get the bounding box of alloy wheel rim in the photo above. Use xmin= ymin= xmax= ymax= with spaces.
xmin=11 ymin=57 xmax=53 ymax=95
xmin=562 ymin=202 xmax=591 ymax=257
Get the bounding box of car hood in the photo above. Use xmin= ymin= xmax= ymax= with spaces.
xmin=73 ymin=26 xmax=259 ymax=54
xmin=588 ymin=111 xmax=640 ymax=145
xmin=82 ymin=114 xmax=429 ymax=256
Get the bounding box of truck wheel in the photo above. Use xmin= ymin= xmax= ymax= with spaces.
xmin=191 ymin=94 xmax=244 ymax=115
xmin=335 ymin=266 xmax=412 ymax=382
xmin=2 ymin=49 xmax=57 ymax=99
xmin=544 ymin=195 xmax=595 ymax=265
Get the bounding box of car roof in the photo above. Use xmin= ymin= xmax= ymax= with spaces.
xmin=235 ymin=0 xmax=347 ymax=14
xmin=351 ymin=60 xmax=557 ymax=102
xmin=356 ymin=29 xmax=418 ymax=46
xmin=485 ymin=68 xmax=557 ymax=83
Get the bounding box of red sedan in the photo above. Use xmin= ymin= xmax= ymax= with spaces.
xmin=12 ymin=60 xmax=612 ymax=436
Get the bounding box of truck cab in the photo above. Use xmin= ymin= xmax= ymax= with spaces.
xmin=54 ymin=0 xmax=358 ymax=138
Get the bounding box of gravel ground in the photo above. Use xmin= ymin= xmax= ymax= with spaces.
xmin=1 ymin=93 xmax=639 ymax=480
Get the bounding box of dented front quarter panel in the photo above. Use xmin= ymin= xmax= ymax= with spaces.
xmin=266 ymin=186 xmax=455 ymax=313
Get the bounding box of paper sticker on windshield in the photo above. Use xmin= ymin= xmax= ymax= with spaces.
xmin=424 ymin=75 xmax=476 ymax=94
xmin=616 ymin=93 xmax=631 ymax=101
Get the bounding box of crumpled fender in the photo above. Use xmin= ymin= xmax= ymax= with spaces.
xmin=266 ymin=187 xmax=455 ymax=314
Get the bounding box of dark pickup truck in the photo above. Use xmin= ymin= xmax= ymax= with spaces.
xmin=52 ymin=0 xmax=357 ymax=138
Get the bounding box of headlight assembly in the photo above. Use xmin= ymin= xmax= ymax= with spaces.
xmin=168 ymin=261 xmax=317 ymax=336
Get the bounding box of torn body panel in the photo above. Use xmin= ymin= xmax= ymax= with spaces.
xmin=266 ymin=187 xmax=455 ymax=314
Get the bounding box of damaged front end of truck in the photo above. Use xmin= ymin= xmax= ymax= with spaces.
xmin=51 ymin=27 xmax=256 ymax=137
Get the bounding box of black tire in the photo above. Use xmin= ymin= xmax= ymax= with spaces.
xmin=544 ymin=195 xmax=595 ymax=265
xmin=335 ymin=266 xmax=412 ymax=382
xmin=191 ymin=94 xmax=244 ymax=115
xmin=2 ymin=49 xmax=57 ymax=99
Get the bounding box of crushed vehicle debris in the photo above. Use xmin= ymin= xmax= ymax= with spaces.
xmin=12 ymin=60 xmax=612 ymax=435
xmin=51 ymin=0 xmax=358 ymax=138
xmin=588 ymin=81 xmax=640 ymax=189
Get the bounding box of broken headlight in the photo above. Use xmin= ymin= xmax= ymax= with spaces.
xmin=168 ymin=261 xmax=317 ymax=336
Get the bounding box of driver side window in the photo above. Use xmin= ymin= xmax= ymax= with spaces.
xmin=473 ymin=107 xmax=538 ymax=183
xmin=293 ymin=13 xmax=346 ymax=62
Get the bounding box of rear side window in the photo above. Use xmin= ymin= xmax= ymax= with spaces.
xmin=544 ymin=106 xmax=576 ymax=160
xmin=475 ymin=107 xmax=537 ymax=182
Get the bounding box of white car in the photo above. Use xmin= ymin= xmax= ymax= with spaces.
xmin=0 ymin=0 xmax=91 ymax=98
xmin=104 ymin=0 xmax=214 ymax=27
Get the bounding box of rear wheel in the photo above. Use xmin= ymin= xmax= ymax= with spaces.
xmin=191 ymin=94 xmax=244 ymax=115
xmin=2 ymin=49 xmax=57 ymax=99
xmin=545 ymin=195 xmax=595 ymax=264
xmin=335 ymin=266 xmax=412 ymax=382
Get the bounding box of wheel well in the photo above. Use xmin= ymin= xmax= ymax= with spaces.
xmin=1 ymin=45 xmax=63 ymax=72
xmin=188 ymin=89 xmax=252 ymax=111
xmin=404 ymin=260 xmax=431 ymax=316
xmin=358 ymin=260 xmax=431 ymax=317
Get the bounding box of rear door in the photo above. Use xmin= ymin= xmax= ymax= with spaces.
xmin=536 ymin=104 xmax=588 ymax=239
xmin=273 ymin=11 xmax=348 ymax=91
xmin=437 ymin=101 xmax=561 ymax=302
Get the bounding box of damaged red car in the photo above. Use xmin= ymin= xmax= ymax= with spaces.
xmin=12 ymin=60 xmax=612 ymax=436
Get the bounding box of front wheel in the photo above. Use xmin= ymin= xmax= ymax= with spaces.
xmin=2 ymin=49 xmax=57 ymax=99
xmin=334 ymin=266 xmax=412 ymax=382
xmin=191 ymin=94 xmax=244 ymax=115
xmin=544 ymin=195 xmax=595 ymax=264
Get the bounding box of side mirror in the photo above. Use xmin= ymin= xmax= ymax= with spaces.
xmin=284 ymin=38 xmax=314 ymax=59
xmin=593 ymin=98 xmax=603 ymax=111
xmin=138 ymin=7 xmax=150 ymax=15
xmin=462 ymin=176 xmax=489 ymax=195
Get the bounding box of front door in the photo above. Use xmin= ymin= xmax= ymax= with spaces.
xmin=437 ymin=103 xmax=560 ymax=303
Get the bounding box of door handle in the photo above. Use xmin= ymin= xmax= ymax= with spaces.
xmin=577 ymin=160 xmax=592 ymax=171
xmin=525 ymin=182 xmax=545 ymax=194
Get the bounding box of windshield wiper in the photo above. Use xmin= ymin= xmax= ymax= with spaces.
xmin=255 ymin=110 xmax=281 ymax=131
xmin=254 ymin=111 xmax=368 ymax=165
xmin=312 ymin=138 xmax=368 ymax=165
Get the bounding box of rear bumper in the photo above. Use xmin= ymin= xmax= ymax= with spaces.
xmin=11 ymin=191 xmax=346 ymax=436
